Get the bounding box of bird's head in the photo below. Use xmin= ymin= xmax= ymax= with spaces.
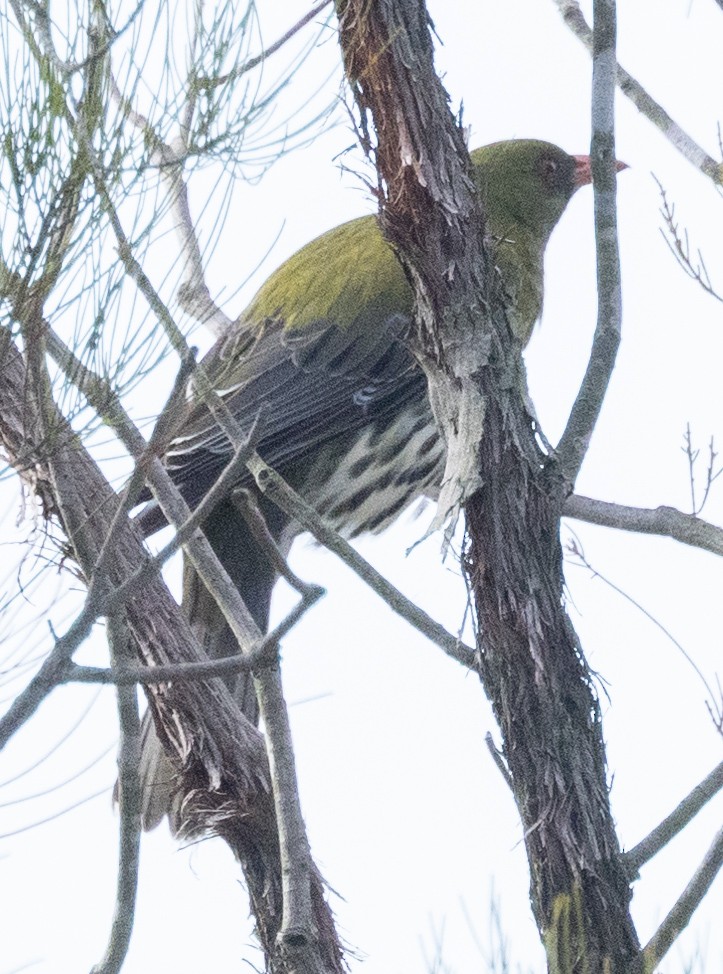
xmin=470 ymin=139 xmax=626 ymax=244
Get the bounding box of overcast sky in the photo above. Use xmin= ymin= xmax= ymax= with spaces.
xmin=1 ymin=2 xmax=722 ymax=972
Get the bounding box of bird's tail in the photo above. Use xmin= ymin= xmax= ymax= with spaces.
xmin=137 ymin=496 xmax=288 ymax=832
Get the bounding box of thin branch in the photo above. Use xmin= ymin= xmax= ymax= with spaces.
xmin=157 ymin=147 xmax=233 ymax=336
xmin=683 ymin=424 xmax=701 ymax=516
xmin=699 ymin=436 xmax=721 ymax=515
xmin=101 ymin=432 xmax=256 ymax=605
xmin=106 ymin=72 xmax=233 ymax=337
xmin=0 ymin=596 xmax=101 ymax=749
xmin=552 ymin=0 xmax=723 ymax=185
xmin=66 ymin=591 xmax=324 ymax=686
xmin=566 ymin=537 xmax=719 ymax=708
xmin=0 ymin=786 xmax=110 ymax=838
xmin=563 ymin=493 xmax=723 ymax=557
xmin=636 ymin=823 xmax=723 ymax=972
xmin=206 ymin=0 xmax=334 ymax=90
xmin=88 ymin=351 xmax=198 ymax=592
xmin=554 ymin=0 xmax=622 ymax=487
xmin=90 ymin=615 xmax=141 ymax=974
xmin=231 ymin=489 xmax=317 ymax=599
xmin=624 ymin=761 xmax=723 ymax=876
xmin=247 ymin=452 xmax=476 ymax=669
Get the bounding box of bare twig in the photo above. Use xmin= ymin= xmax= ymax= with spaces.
xmin=624 ymin=761 xmax=723 ymax=876
xmin=567 ymin=536 xmax=716 ymax=691
xmin=636 ymin=823 xmax=723 ymax=972
xmin=0 ymin=618 xmax=86 ymax=748
xmin=53 ymin=330 xmax=319 ymax=956
xmin=563 ymin=493 xmax=723 ymax=557
xmin=656 ymin=180 xmax=723 ymax=304
xmin=566 ymin=537 xmax=722 ymax=728
xmin=680 ymin=426 xmax=721 ymax=519
xmin=247 ymin=452 xmax=476 ymax=670
xmin=156 ymin=146 xmax=233 ymax=336
xmin=683 ymin=424 xmax=701 ymax=516
xmin=708 ymin=674 xmax=723 ymax=738
xmin=554 ymin=0 xmax=622 ymax=487
xmin=552 ymin=0 xmax=723 ymax=185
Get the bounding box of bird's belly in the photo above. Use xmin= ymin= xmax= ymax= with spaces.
xmin=296 ymin=400 xmax=445 ymax=540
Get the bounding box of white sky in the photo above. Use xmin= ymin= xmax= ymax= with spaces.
xmin=1 ymin=1 xmax=722 ymax=972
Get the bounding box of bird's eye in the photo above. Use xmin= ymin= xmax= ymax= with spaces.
xmin=539 ymin=154 xmax=563 ymax=190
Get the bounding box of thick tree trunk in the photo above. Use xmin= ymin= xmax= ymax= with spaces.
xmin=0 ymin=323 xmax=344 ymax=974
xmin=466 ymin=398 xmax=638 ymax=971
xmin=336 ymin=1 xmax=639 ymax=969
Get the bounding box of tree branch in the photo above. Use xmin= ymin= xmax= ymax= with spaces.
xmin=554 ymin=0 xmax=622 ymax=487
xmin=624 ymin=760 xmax=723 ymax=876
xmin=552 ymin=0 xmax=723 ymax=185
xmin=636 ymin=823 xmax=723 ymax=972
xmin=655 ymin=180 xmax=723 ymax=305
xmin=247 ymin=453 xmax=475 ymax=670
xmin=46 ymin=326 xmax=342 ymax=969
xmin=564 ymin=494 xmax=723 ymax=557
xmin=67 ymin=591 xmax=324 ymax=687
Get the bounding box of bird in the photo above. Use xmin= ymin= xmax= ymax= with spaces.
xmin=136 ymin=139 xmax=626 ymax=829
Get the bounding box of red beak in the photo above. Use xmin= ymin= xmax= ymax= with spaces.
xmin=572 ymin=154 xmax=629 ymax=188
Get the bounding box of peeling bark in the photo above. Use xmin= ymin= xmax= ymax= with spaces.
xmin=337 ymin=1 xmax=639 ymax=969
